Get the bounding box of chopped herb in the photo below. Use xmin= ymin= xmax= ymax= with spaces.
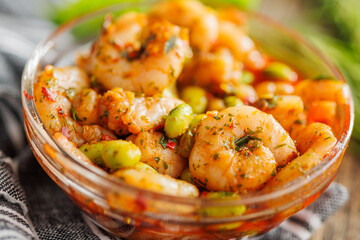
xmin=164 ymin=35 xmax=177 ymax=54
xmin=90 ymin=76 xmax=98 ymax=87
xmin=213 ymin=152 xmax=220 ymax=160
xmin=170 ymin=66 xmax=175 ymax=78
xmin=162 ymin=160 xmax=168 ymax=169
xmin=71 ymin=108 xmax=81 ymax=121
xmin=234 ymin=129 xmax=263 ymax=150
xmin=274 ymin=143 xmax=286 ymax=149
xmin=65 ymin=88 xmax=76 ymax=100
xmin=271 ymin=169 xmax=277 ymax=176
xmin=294 ymin=119 xmax=306 ymax=125
xmin=213 ymin=116 xmax=220 ymax=120
xmin=324 ymin=136 xmax=331 ymax=141
xmin=154 ymin=157 xmax=160 ymax=163
xmin=160 ymin=135 xmax=168 ymax=149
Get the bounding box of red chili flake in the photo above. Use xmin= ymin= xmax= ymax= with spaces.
xmin=135 ymin=193 xmax=147 ymax=211
xmin=166 ymin=139 xmax=176 ymax=150
xmin=101 ymin=134 xmax=115 ymax=141
xmin=61 ymin=127 xmax=70 ymax=139
xmin=153 ymin=123 xmax=164 ymax=131
xmin=242 ymin=97 xmax=250 ymax=105
xmin=240 ymin=148 xmax=252 ymax=157
xmin=23 ymin=90 xmax=34 ymax=100
xmin=229 ymin=122 xmax=234 ymax=129
xmin=56 ymin=107 xmax=66 ymax=116
xmin=41 ymin=87 xmax=57 ymax=102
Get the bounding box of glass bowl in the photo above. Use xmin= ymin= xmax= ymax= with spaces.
xmin=21 ymin=1 xmax=354 ymax=239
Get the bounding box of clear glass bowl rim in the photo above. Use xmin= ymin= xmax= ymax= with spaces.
xmin=21 ymin=0 xmax=354 ymax=209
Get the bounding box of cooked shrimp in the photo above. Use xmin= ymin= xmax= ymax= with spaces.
xmin=265 ymin=123 xmax=337 ymax=189
xmin=34 ymin=65 xmax=88 ymax=146
xmin=80 ymin=12 xmax=189 ymax=95
xmin=215 ymin=21 xmax=266 ymax=70
xmin=82 ymin=125 xmax=117 ymax=143
xmin=189 ymin=106 xmax=298 ymax=192
xmin=254 ymin=95 xmax=304 ymax=132
xmin=72 ymin=88 xmax=100 ymax=125
xmin=178 ymin=47 xmax=242 ymax=94
xmin=54 ymin=132 xmax=92 ymax=165
xmin=112 ymin=168 xmax=199 ymax=197
xmin=255 ymin=81 xmax=295 ymax=97
xmin=127 ymin=131 xmax=187 ymax=178
xmin=99 ymin=88 xmax=183 ymax=135
xmin=150 ymin=0 xmax=218 ymax=52
xmin=294 ymin=79 xmax=348 ymax=105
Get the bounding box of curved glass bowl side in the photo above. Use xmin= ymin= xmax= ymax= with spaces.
xmin=21 ymin=1 xmax=354 ymax=239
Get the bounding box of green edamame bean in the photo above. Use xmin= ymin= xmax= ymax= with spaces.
xmin=180 ymin=167 xmax=195 ymax=184
xmin=263 ymin=62 xmax=297 ymax=82
xmin=79 ymin=143 xmax=105 ymax=167
xmin=181 ymin=86 xmax=208 ymax=114
xmin=179 ymin=114 xmax=206 ymax=158
xmin=165 ymin=103 xmax=193 ymax=138
xmin=102 ymin=140 xmax=141 ymax=170
xmin=240 ymin=70 xmax=254 ymax=84
xmin=189 ymin=114 xmax=206 ymax=129
xmin=200 ymin=191 xmax=246 ymax=217
xmin=224 ymin=96 xmax=244 ymax=108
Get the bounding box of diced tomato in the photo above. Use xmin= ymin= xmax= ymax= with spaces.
xmin=61 ymin=127 xmax=70 ymax=139
xmin=166 ymin=139 xmax=176 ymax=150
xmin=41 ymin=87 xmax=57 ymax=102
xmin=23 ymin=90 xmax=34 ymax=100
xmin=101 ymin=134 xmax=115 ymax=141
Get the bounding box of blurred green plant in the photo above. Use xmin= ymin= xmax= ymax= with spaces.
xmin=51 ymin=0 xmax=260 ymax=24
xmin=299 ymin=0 xmax=360 ymax=141
xmin=49 ymin=0 xmax=260 ymax=39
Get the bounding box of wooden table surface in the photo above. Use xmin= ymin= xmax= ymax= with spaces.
xmin=311 ymin=144 xmax=360 ymax=240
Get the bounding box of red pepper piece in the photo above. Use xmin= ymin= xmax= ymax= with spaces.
xmin=41 ymin=87 xmax=57 ymax=102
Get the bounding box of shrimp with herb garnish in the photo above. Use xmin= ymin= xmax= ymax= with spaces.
xmin=265 ymin=122 xmax=337 ymax=189
xmin=99 ymin=88 xmax=183 ymax=136
xmin=79 ymin=12 xmax=190 ymax=95
xmin=189 ymin=106 xmax=298 ymax=193
xmin=34 ymin=65 xmax=89 ymax=146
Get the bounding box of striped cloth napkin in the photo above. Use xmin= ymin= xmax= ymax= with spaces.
xmin=0 ymin=2 xmax=349 ymax=239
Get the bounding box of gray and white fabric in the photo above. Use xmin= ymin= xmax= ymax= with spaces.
xmin=0 ymin=1 xmax=349 ymax=239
